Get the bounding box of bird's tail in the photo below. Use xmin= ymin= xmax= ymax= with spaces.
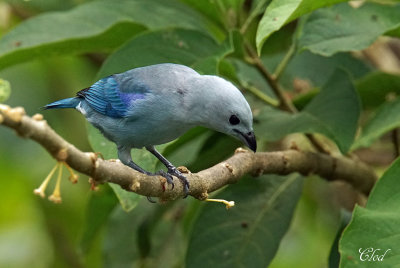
xmin=42 ymin=97 xmax=80 ymax=110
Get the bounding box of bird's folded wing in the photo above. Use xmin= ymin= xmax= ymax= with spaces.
xmin=76 ymin=76 xmax=145 ymax=118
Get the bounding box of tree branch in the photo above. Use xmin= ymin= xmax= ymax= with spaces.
xmin=0 ymin=104 xmax=377 ymax=200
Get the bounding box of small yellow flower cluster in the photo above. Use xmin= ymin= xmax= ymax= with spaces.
xmin=33 ymin=162 xmax=78 ymax=204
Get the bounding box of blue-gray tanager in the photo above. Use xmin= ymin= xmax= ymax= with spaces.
xmin=44 ymin=63 xmax=256 ymax=198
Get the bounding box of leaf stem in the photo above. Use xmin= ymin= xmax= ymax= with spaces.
xmin=242 ymin=83 xmax=279 ymax=107
xmin=273 ymin=42 xmax=296 ymax=81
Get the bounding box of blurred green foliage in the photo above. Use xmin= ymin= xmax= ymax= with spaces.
xmin=1 ymin=0 xmax=400 ymax=267
xmin=0 ymin=78 xmax=10 ymax=102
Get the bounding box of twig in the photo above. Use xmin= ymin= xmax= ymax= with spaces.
xmin=244 ymin=41 xmax=330 ymax=154
xmin=0 ymin=104 xmax=377 ymax=199
xmin=244 ymin=42 xmax=296 ymax=112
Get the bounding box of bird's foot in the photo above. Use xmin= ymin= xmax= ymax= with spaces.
xmin=144 ymin=170 xmax=174 ymax=203
xmin=156 ymin=170 xmax=175 ymax=190
xmin=167 ymin=167 xmax=190 ymax=198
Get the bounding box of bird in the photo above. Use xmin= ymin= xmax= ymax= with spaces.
xmin=44 ymin=63 xmax=256 ymax=199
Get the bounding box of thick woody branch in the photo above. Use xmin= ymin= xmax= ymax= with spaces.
xmin=0 ymin=104 xmax=377 ymax=200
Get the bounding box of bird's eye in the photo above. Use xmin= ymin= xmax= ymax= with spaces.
xmin=229 ymin=115 xmax=240 ymax=125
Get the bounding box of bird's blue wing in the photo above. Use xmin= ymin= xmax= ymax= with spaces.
xmin=77 ymin=76 xmax=146 ymax=118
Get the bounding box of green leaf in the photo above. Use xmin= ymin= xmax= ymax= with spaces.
xmin=186 ymin=174 xmax=303 ymax=267
xmin=188 ymin=132 xmax=241 ymax=172
xmin=303 ymin=70 xmax=360 ymax=153
xmin=353 ymin=98 xmax=400 ymax=149
xmin=158 ymin=127 xmax=212 ymax=171
xmin=229 ymin=58 xmax=277 ymax=103
xmin=255 ymin=106 xmax=329 ymax=139
xmin=80 ymin=184 xmax=119 ymax=254
xmin=328 ymin=209 xmax=352 ymax=268
xmin=355 ymin=72 xmax=400 ymax=109
xmin=256 ymin=69 xmax=360 ymax=153
xmin=256 ymin=0 xmax=347 ymax=54
xmin=87 ymin=123 xmax=166 ymax=211
xmin=280 ymin=50 xmax=371 ymax=91
xmin=0 ymin=79 xmax=11 ymax=103
xmin=98 ymin=28 xmax=233 ymax=77
xmin=339 ymin=157 xmax=400 ymax=267
xmin=181 ymin=0 xmax=243 ymax=32
xmin=139 ymin=204 xmax=187 ymax=268
xmin=298 ymin=2 xmax=400 ymax=56
xmin=103 ymin=200 xmax=155 ymax=268
xmin=6 ymin=0 xmax=80 ymax=12
xmin=103 ymin=200 xmax=185 ymax=268
xmin=0 ymin=0 xmax=213 ymax=70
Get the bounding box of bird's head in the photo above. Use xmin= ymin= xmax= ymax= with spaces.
xmin=189 ymin=75 xmax=257 ymax=152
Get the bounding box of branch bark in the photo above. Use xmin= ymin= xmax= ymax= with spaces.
xmin=0 ymin=104 xmax=377 ymax=200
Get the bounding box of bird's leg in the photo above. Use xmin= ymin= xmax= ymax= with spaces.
xmin=146 ymin=146 xmax=190 ymax=198
xmin=117 ymin=146 xmax=175 ymax=202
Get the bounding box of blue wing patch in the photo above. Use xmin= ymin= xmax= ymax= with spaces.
xmin=77 ymin=76 xmax=146 ymax=118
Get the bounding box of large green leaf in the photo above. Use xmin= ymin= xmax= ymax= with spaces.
xmin=256 ymin=0 xmax=347 ymax=53
xmin=353 ymin=98 xmax=400 ymax=149
xmin=355 ymin=72 xmax=400 ymax=109
xmin=98 ymin=28 xmax=233 ymax=77
xmin=339 ymin=158 xmax=400 ymax=267
xmin=103 ymin=200 xmax=186 ymax=268
xmin=303 ymin=70 xmax=360 ymax=153
xmin=79 ymin=184 xmax=119 ymax=254
xmin=186 ymin=174 xmax=303 ymax=267
xmin=256 ymin=69 xmax=360 ymax=153
xmin=298 ymin=2 xmax=400 ymax=56
xmin=0 ymin=0 xmax=214 ymax=70
xmin=229 ymin=58 xmax=277 ymax=102
xmin=181 ymin=0 xmax=244 ymax=31
xmin=6 ymin=0 xmax=82 ymax=12
xmin=280 ymin=51 xmax=371 ymax=91
xmin=329 ymin=210 xmax=352 ymax=268
xmin=103 ymin=200 xmax=155 ymax=268
xmin=157 ymin=127 xmax=212 ymax=171
xmin=255 ymin=106 xmax=330 ymax=139
xmin=188 ymin=132 xmax=241 ymax=172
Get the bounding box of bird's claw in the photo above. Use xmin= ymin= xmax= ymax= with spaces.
xmin=156 ymin=170 xmax=175 ymax=190
xmin=167 ymin=167 xmax=190 ymax=198
xmin=147 ymin=196 xmax=156 ymax=203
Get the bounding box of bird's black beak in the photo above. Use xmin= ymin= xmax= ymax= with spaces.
xmin=234 ymin=130 xmax=257 ymax=152
xmin=244 ymin=131 xmax=257 ymax=152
